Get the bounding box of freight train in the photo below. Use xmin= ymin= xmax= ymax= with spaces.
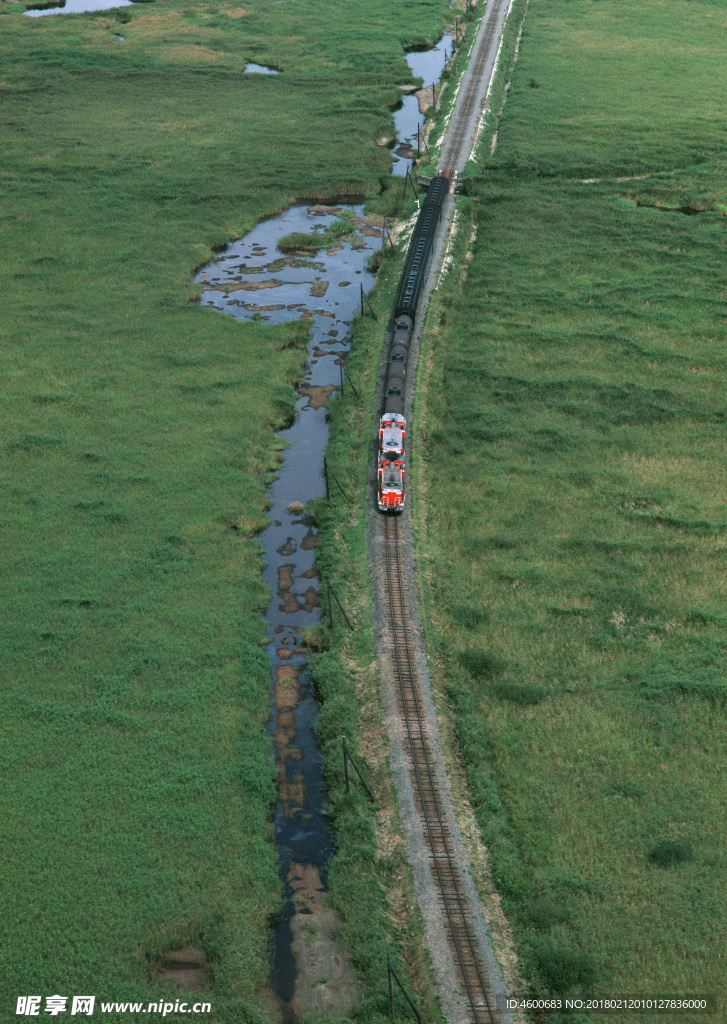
xmin=378 ymin=174 xmax=449 ymax=512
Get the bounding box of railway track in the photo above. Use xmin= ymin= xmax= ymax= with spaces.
xmin=440 ymin=0 xmax=511 ymax=181
xmin=383 ymin=516 xmax=497 ymax=1024
xmin=372 ymin=2 xmax=521 ymax=1019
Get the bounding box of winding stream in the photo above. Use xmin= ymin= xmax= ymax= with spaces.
xmin=194 ymin=203 xmax=379 ymax=1018
xmin=189 ymin=30 xmax=452 ymax=1019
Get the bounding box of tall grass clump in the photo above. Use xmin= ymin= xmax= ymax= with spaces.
xmin=649 ymin=841 xmax=694 ymax=868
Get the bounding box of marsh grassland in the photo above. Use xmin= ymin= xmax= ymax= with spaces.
xmin=418 ymin=0 xmax=727 ymax=1015
xmin=0 ymin=0 xmax=448 ymax=1018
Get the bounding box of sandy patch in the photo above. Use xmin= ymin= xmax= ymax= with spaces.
xmin=300 ymin=528 xmax=317 ymax=551
xmin=286 ymin=864 xmax=360 ymax=1019
xmin=416 ymin=86 xmax=434 ymax=114
xmin=219 ymin=278 xmax=287 ymax=292
xmin=275 ymin=665 xmax=300 ymax=710
xmin=279 ymin=769 xmax=306 ymax=815
xmin=301 ymin=586 xmax=320 ymax=613
xmin=308 ymin=205 xmax=343 ymax=215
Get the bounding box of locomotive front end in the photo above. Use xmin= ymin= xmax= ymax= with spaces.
xmin=377 ymin=454 xmax=405 ymax=512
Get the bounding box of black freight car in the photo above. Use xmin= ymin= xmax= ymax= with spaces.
xmin=393 ymin=174 xmax=449 ymax=320
xmin=379 ymin=174 xmax=450 ymax=505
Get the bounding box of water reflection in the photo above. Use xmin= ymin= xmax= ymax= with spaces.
xmin=408 ymin=32 xmax=454 ymax=88
xmin=245 ymin=62 xmax=281 ymax=74
xmin=25 ymin=0 xmax=133 ymax=14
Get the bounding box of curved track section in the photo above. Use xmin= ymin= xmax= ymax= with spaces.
xmin=384 ymin=516 xmax=496 ymax=1023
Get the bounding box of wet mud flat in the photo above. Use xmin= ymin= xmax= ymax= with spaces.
xmin=195 ymin=203 xmax=379 ymax=1020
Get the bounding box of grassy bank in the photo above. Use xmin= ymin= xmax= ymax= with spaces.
xmin=416 ymin=0 xmax=727 ymax=1017
xmin=0 ymin=0 xmax=449 ymax=1017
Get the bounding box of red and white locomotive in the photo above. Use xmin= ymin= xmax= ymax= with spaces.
xmin=377 ymin=412 xmax=407 ymax=511
xmin=377 ymin=452 xmax=406 ymax=511
xmin=379 ymin=412 xmax=406 ymax=457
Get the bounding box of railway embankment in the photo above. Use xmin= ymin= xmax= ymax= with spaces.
xmin=310 ymin=2 xmax=534 ymax=1021
xmin=305 ymin=243 xmax=446 ymax=1020
xmin=413 ymin=0 xmax=727 ymax=1014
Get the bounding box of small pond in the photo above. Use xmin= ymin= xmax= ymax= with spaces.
xmin=25 ymin=0 xmax=133 ymax=14
xmin=408 ymin=32 xmax=455 ymax=87
xmin=245 ymin=62 xmax=281 ymax=74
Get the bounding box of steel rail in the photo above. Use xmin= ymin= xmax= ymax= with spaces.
xmin=440 ymin=0 xmax=510 ymax=181
xmin=376 ymin=3 xmax=517 ymax=1018
xmin=383 ymin=516 xmax=496 ymax=1023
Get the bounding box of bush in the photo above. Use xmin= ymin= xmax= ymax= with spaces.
xmin=459 ymin=648 xmax=507 ymax=679
xmin=493 ymin=681 xmax=545 ymax=706
xmin=533 ymin=940 xmax=597 ymax=994
xmin=470 ymin=534 xmax=518 ymax=552
xmin=649 ymin=840 xmax=694 ymax=867
xmin=451 ymin=601 xmax=489 ymax=629
xmin=524 ymin=895 xmax=570 ymax=931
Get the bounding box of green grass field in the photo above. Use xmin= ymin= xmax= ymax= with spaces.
xmin=0 ymin=0 xmax=448 ymax=1018
xmin=417 ymin=0 xmax=727 ymax=1017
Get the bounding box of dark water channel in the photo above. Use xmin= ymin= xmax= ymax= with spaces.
xmin=194 ymin=204 xmax=379 ymax=1017
xmin=391 ymin=33 xmax=453 ymax=175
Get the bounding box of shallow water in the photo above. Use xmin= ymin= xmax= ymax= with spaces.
xmin=194 ymin=203 xmax=378 ymax=1014
xmin=408 ymin=32 xmax=454 ymax=88
xmin=391 ymin=33 xmax=454 ymax=176
xmin=25 ymin=0 xmax=132 ymax=14
xmin=245 ymin=62 xmax=280 ymax=74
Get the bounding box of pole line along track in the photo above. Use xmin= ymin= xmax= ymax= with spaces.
xmin=384 ymin=515 xmax=496 ymax=1023
xmin=368 ymin=0 xmax=520 ymax=1021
